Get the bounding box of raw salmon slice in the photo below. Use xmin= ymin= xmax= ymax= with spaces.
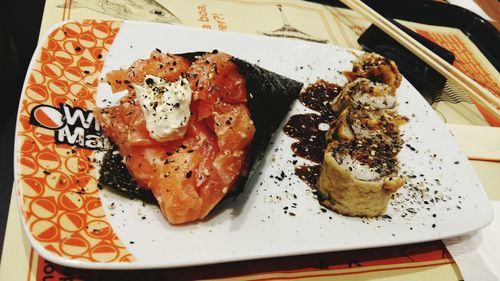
xmin=95 ymin=51 xmax=255 ymax=224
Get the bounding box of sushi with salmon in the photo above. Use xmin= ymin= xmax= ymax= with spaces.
xmin=94 ymin=50 xmax=302 ymax=224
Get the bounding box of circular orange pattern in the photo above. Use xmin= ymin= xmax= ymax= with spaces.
xmin=85 ymin=198 xmax=106 ymax=218
xmin=74 ymin=175 xmax=99 ymax=194
xmin=30 ymin=197 xmax=58 ymax=219
xmin=48 ymin=79 xmax=70 ymax=96
xmin=30 ymin=69 xmax=46 ymax=84
xmin=58 ymin=212 xmax=86 ymax=232
xmin=54 ymin=50 xmax=74 ymax=65
xmin=19 ymin=157 xmax=38 ymax=177
xmin=20 ymin=136 xmax=39 ymax=154
xmin=85 ymin=220 xmax=113 ymax=239
xmin=25 ymin=84 xmax=49 ymax=102
xmin=17 ymin=20 xmax=133 ymax=263
xmin=42 ymin=63 xmax=63 ymax=78
xmin=63 ymin=22 xmax=83 ymax=38
xmin=20 ymin=177 xmax=45 ymax=197
xmin=36 ymin=150 xmax=62 ymax=171
xmin=63 ymin=66 xmax=84 ymax=82
xmin=39 ymin=49 xmax=53 ymax=64
xmin=45 ymin=171 xmax=71 ymax=191
xmin=60 ymin=236 xmax=90 ymax=256
xmin=70 ymin=83 xmax=92 ymax=99
xmin=90 ymin=243 xmax=120 ymax=262
xmin=31 ymin=219 xmax=60 ymax=242
xmin=78 ymin=32 xmax=98 ymax=49
xmin=33 ymin=126 xmax=57 ymax=146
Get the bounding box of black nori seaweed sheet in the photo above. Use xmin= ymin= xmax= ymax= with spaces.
xmin=99 ymin=52 xmax=303 ymax=200
xmin=231 ymin=57 xmax=303 ymax=195
xmin=99 ymin=143 xmax=156 ymax=203
xmin=179 ymin=52 xmax=303 ymax=172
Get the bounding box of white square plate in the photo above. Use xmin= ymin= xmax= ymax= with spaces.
xmin=15 ymin=20 xmax=493 ymax=269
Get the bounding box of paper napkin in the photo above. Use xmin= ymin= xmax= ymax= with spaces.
xmin=447 ymin=124 xmax=500 ymax=162
xmin=443 ymin=201 xmax=500 ymax=281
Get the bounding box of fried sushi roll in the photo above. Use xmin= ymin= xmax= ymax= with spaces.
xmin=344 ymin=53 xmax=402 ymax=89
xmin=330 ymin=78 xmax=397 ymax=114
xmin=318 ymin=108 xmax=406 ymax=217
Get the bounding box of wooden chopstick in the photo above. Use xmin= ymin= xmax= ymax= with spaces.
xmin=341 ymin=0 xmax=500 ymax=122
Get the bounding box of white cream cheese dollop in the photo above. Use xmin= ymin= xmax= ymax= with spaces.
xmin=133 ymin=75 xmax=192 ymax=141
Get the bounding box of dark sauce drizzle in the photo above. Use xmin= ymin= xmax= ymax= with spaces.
xmin=283 ymin=80 xmax=342 ymax=188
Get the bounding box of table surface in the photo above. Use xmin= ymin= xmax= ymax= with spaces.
xmin=0 ymin=0 xmax=46 ymax=259
xmin=0 ymin=0 xmax=498 ymax=279
xmin=475 ymin=0 xmax=500 ymax=30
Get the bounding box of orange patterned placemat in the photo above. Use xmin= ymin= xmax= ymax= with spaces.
xmin=28 ymin=241 xmax=458 ymax=281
